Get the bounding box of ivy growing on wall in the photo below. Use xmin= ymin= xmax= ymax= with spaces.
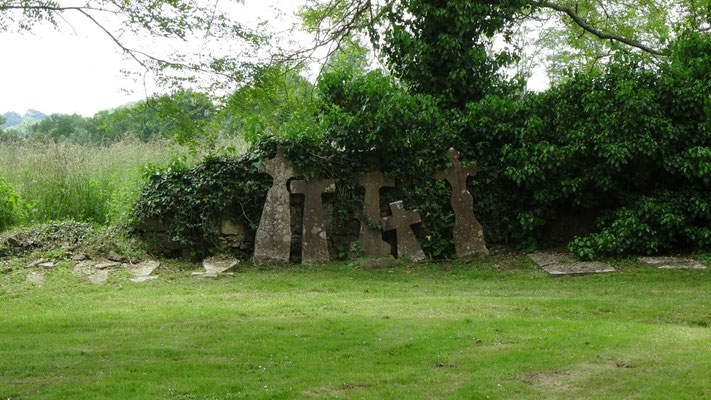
xmin=134 ymin=32 xmax=711 ymax=260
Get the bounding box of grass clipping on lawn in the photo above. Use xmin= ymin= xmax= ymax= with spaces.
xmin=1 ymin=256 xmax=710 ymax=399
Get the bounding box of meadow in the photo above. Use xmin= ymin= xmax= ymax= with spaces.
xmin=0 ymin=138 xmax=247 ymax=227
xmin=1 ymin=257 xmax=710 ymax=399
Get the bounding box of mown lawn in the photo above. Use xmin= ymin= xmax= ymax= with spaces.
xmin=1 ymin=255 xmax=710 ymax=399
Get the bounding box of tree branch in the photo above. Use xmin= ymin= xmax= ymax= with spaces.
xmin=530 ymin=0 xmax=665 ymax=56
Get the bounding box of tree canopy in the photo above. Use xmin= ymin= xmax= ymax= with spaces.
xmin=298 ymin=0 xmax=711 ymax=84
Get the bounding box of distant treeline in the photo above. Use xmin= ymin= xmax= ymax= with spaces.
xmin=0 ymin=90 xmax=221 ymax=144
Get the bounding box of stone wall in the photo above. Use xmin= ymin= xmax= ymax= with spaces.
xmin=140 ymin=192 xmax=399 ymax=261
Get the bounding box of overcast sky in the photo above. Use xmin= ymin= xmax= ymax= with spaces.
xmin=0 ymin=0 xmax=298 ymax=116
xmin=0 ymin=1 xmax=548 ymax=117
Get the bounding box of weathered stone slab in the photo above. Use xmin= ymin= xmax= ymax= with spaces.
xmin=26 ymin=271 xmax=44 ymax=284
xmin=529 ymin=252 xmax=615 ymax=276
xmin=357 ymin=171 xmax=395 ymax=258
xmin=254 ymin=147 xmax=298 ymax=265
xmin=73 ymin=261 xmax=93 ymax=274
xmin=72 ymin=252 xmax=89 ymax=262
xmin=542 ymin=261 xmax=616 ymax=276
xmin=203 ymin=256 xmax=240 ymax=274
xmin=290 ymin=178 xmax=336 ymax=264
xmin=638 ymin=256 xmax=707 ymax=270
xmin=382 ymin=201 xmax=425 ymax=263
xmin=433 ymin=148 xmax=488 ymax=258
xmin=88 ymin=270 xmax=109 ymax=285
xmin=38 ymin=262 xmax=55 ymax=269
xmin=130 ymin=276 xmax=159 ymax=283
xmin=127 ymin=260 xmax=160 ymax=277
xmin=107 ymin=254 xmax=126 ymax=262
xmin=95 ymin=261 xmax=119 ymax=270
xmin=193 ymin=256 xmax=239 ymax=277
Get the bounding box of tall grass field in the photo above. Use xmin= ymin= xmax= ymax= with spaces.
xmin=0 ymin=138 xmax=247 ymax=229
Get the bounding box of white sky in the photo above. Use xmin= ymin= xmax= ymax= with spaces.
xmin=0 ymin=1 xmax=548 ymax=117
xmin=0 ymin=0 xmax=298 ymax=117
xmin=1 ymin=29 xmax=147 ymax=116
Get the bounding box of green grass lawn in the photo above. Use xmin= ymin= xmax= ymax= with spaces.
xmin=1 ymin=256 xmax=710 ymax=399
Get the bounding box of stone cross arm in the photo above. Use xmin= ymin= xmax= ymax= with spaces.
xmin=382 ymin=201 xmax=421 ymax=232
xmin=433 ymin=148 xmax=480 ymax=181
xmin=358 ymin=170 xmax=395 ymax=189
xmin=259 ymin=146 xmax=296 ymax=179
xmin=290 ymin=179 xmax=336 ymax=196
xmin=381 ymin=200 xmax=425 ymax=263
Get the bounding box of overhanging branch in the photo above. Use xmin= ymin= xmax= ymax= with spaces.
xmin=530 ymin=1 xmax=665 ymax=56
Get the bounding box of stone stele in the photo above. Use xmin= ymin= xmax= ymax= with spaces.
xmin=290 ymin=178 xmax=336 ymax=264
xmin=357 ymin=170 xmax=395 ymax=258
xmin=253 ymin=147 xmax=297 ymax=265
xmin=433 ymin=147 xmax=489 ymax=258
xmin=382 ymin=201 xmax=425 ymax=263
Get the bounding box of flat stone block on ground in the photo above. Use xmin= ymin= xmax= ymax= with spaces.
xmin=638 ymin=256 xmax=706 ymax=270
xmin=529 ymin=252 xmax=615 ymax=276
xmin=130 ymin=276 xmax=159 ymax=283
xmin=203 ymin=256 xmax=240 ymax=274
xmin=26 ymin=271 xmax=44 ymax=284
xmin=88 ymin=270 xmax=109 ymax=285
xmin=127 ymin=260 xmax=160 ymax=277
xmin=95 ymin=261 xmax=119 ymax=270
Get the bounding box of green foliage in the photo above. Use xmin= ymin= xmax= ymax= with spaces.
xmin=535 ymin=0 xmax=710 ymax=80
xmin=0 ymin=173 xmax=24 ymax=232
xmin=135 ymin=32 xmax=711 ymax=260
xmin=506 ymin=32 xmax=711 ymax=257
xmin=222 ymin=64 xmax=318 ymax=144
xmin=0 ymin=140 xmax=203 ymax=228
xmin=2 ymin=90 xmax=216 ymax=145
xmin=31 ymin=113 xmax=94 ymax=142
xmin=134 ymin=151 xmax=272 ymax=254
xmin=569 ymin=191 xmax=711 ymax=259
xmin=376 ymin=0 xmax=528 ymax=107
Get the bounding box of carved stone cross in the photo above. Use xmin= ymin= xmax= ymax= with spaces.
xmin=433 ymin=148 xmax=488 ymax=258
xmin=357 ymin=170 xmax=395 ymax=258
xmin=382 ymin=201 xmax=425 ymax=262
xmin=253 ymin=147 xmax=297 ymax=265
xmin=290 ymin=178 xmax=336 ymax=264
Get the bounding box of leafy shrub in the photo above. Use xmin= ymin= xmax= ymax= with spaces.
xmin=569 ymin=191 xmax=711 ymax=259
xmin=504 ymin=32 xmax=711 ymax=257
xmin=134 ymin=151 xmax=273 ymax=255
xmin=0 ymin=173 xmax=24 ymax=232
xmin=135 ymin=32 xmax=711 ymax=260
